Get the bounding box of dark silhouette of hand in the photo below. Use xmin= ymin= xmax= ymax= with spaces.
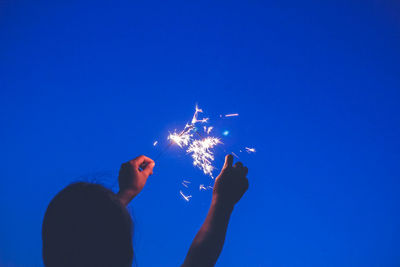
xmin=117 ymin=155 xmax=155 ymax=205
xmin=213 ymin=154 xmax=249 ymax=208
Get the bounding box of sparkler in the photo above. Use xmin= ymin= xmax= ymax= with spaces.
xmin=187 ymin=137 xmax=221 ymax=177
xmin=153 ymin=105 xmax=252 ymax=202
xmin=168 ymin=128 xmax=192 ymax=148
xmin=167 ymin=105 xmax=221 ymax=178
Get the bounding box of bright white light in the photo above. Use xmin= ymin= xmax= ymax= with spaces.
xmin=187 ymin=137 xmax=221 ymax=177
xmin=179 ymin=190 xmax=192 ymax=202
xmin=225 ymin=113 xmax=239 ymax=117
xmin=168 ymin=105 xmax=221 ymax=177
xmin=245 ymin=147 xmax=256 ymax=153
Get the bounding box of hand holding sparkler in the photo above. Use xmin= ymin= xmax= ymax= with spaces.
xmin=212 ymin=154 xmax=249 ymax=208
xmin=182 ymin=154 xmax=249 ymax=267
xmin=117 ymin=155 xmax=155 ymax=206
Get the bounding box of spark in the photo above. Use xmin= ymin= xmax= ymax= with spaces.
xmin=203 ymin=126 xmax=213 ymax=134
xmin=245 ymin=147 xmax=256 ymax=153
xmin=153 ymin=141 xmax=158 ymax=146
xmin=225 ymin=113 xmax=239 ymax=117
xmin=231 ymin=152 xmax=240 ymax=159
xmin=168 ymin=105 xmax=221 ymax=177
xmin=199 ymin=184 xmax=207 ymax=191
xmin=191 ymin=105 xmax=209 ymax=124
xmin=180 ymin=190 xmax=192 ymax=202
xmin=168 ymin=128 xmax=192 ymax=148
xmin=222 ymin=130 xmax=229 ymax=136
xmin=187 ymin=137 xmax=221 ymax=177
xmin=182 ymin=180 xmax=191 ymax=188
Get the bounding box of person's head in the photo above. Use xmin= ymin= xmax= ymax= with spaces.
xmin=42 ymin=182 xmax=133 ymax=267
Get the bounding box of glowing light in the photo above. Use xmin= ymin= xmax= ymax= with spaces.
xmin=153 ymin=141 xmax=158 ymax=146
xmin=222 ymin=130 xmax=229 ymax=136
xmin=245 ymin=147 xmax=256 ymax=153
xmin=181 ymin=180 xmax=191 ymax=188
xmin=167 ymin=105 xmax=221 ymax=177
xmin=180 ymin=190 xmax=192 ymax=202
xmin=225 ymin=113 xmax=239 ymax=117
xmin=168 ymin=126 xmax=193 ymax=148
xmin=187 ymin=137 xmax=221 ymax=177
xmin=199 ymin=184 xmax=206 ymax=191
xmin=204 ymin=126 xmax=213 ymax=134
xmin=191 ymin=105 xmax=209 ymax=124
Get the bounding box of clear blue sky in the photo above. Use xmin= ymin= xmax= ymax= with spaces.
xmin=1 ymin=0 xmax=399 ymax=266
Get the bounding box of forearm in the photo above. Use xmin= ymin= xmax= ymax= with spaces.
xmin=182 ymin=198 xmax=234 ymax=267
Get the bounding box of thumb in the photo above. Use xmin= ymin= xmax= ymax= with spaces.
xmin=223 ymin=154 xmax=233 ymax=169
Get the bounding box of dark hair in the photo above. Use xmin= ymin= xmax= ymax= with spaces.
xmin=42 ymin=182 xmax=133 ymax=267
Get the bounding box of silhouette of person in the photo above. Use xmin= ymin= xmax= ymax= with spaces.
xmin=42 ymin=154 xmax=248 ymax=267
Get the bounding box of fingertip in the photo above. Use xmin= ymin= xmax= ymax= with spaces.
xmin=234 ymin=161 xmax=243 ymax=168
xmin=150 ymin=161 xmax=155 ymax=169
xmin=224 ymin=154 xmax=234 ymax=168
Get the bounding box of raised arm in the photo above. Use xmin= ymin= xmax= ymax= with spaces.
xmin=182 ymin=154 xmax=249 ymax=267
xmin=117 ymin=155 xmax=155 ymax=206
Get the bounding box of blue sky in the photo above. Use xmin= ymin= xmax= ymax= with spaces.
xmin=0 ymin=0 xmax=399 ymax=266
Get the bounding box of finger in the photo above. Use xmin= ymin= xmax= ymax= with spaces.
xmin=234 ymin=162 xmax=243 ymax=169
xmin=243 ymin=166 xmax=248 ymax=176
xmin=132 ymin=155 xmax=155 ymax=168
xmin=223 ymin=154 xmax=234 ymax=169
xmin=234 ymin=162 xmax=248 ymax=176
xmin=141 ymin=161 xmax=155 ymax=176
xmin=244 ymin=178 xmax=249 ymax=191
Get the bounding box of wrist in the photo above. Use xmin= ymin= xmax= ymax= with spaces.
xmin=211 ymin=196 xmax=234 ymax=213
xmin=117 ymin=188 xmax=138 ymax=206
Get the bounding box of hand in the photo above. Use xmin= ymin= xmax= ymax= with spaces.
xmin=117 ymin=155 xmax=155 ymax=205
xmin=212 ymin=154 xmax=249 ymax=208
